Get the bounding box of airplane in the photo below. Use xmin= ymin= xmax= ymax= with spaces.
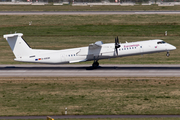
xmin=3 ymin=33 xmax=176 ymax=68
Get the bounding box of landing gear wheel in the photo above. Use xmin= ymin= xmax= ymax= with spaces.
xmin=166 ymin=52 xmax=170 ymax=57
xmin=92 ymin=62 xmax=99 ymax=69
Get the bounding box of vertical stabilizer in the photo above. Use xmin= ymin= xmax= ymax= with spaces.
xmin=3 ymin=33 xmax=33 ymax=59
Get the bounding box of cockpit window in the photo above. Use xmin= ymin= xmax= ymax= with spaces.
xmin=157 ymin=41 xmax=166 ymax=44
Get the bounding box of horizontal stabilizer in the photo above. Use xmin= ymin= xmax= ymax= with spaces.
xmin=3 ymin=33 xmax=23 ymax=39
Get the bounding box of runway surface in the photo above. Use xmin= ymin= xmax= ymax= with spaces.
xmin=1 ymin=115 xmax=180 ymax=119
xmin=1 ymin=11 xmax=180 ymax=15
xmin=0 ymin=64 xmax=180 ymax=77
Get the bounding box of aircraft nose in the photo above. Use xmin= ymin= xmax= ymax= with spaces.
xmin=171 ymin=45 xmax=176 ymax=50
xmin=169 ymin=45 xmax=176 ymax=50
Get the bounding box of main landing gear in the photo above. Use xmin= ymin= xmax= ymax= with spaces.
xmin=92 ymin=61 xmax=99 ymax=69
xmin=166 ymin=51 xmax=170 ymax=57
xmin=92 ymin=57 xmax=99 ymax=69
xmin=92 ymin=56 xmax=99 ymax=69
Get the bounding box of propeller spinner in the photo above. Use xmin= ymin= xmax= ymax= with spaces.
xmin=115 ymin=36 xmax=120 ymax=56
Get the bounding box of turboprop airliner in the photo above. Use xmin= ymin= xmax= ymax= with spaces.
xmin=3 ymin=33 xmax=176 ymax=68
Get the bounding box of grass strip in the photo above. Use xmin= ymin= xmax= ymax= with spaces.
xmin=1 ymin=5 xmax=180 ymax=11
xmin=1 ymin=77 xmax=180 ymax=116
xmin=7 ymin=118 xmax=180 ymax=120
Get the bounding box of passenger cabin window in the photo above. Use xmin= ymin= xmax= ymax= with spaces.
xmin=157 ymin=41 xmax=166 ymax=44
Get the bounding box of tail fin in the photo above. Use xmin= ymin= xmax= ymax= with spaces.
xmin=3 ymin=33 xmax=33 ymax=59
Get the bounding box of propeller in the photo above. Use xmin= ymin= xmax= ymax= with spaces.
xmin=115 ymin=36 xmax=120 ymax=56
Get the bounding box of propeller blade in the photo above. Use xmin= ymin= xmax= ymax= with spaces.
xmin=115 ymin=36 xmax=120 ymax=56
xmin=115 ymin=37 xmax=120 ymax=49
xmin=117 ymin=36 xmax=119 ymax=44
xmin=116 ymin=48 xmax=118 ymax=56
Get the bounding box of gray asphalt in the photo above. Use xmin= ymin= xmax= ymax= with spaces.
xmin=1 ymin=11 xmax=180 ymax=15
xmin=1 ymin=115 xmax=180 ymax=119
xmin=0 ymin=64 xmax=180 ymax=77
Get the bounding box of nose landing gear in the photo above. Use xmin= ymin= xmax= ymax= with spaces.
xmin=166 ymin=51 xmax=170 ymax=57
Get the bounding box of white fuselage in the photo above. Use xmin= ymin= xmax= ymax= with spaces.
xmin=14 ymin=39 xmax=176 ymax=64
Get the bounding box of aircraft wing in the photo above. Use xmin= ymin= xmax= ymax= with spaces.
xmin=77 ymin=41 xmax=103 ymax=56
xmin=89 ymin=41 xmax=103 ymax=49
